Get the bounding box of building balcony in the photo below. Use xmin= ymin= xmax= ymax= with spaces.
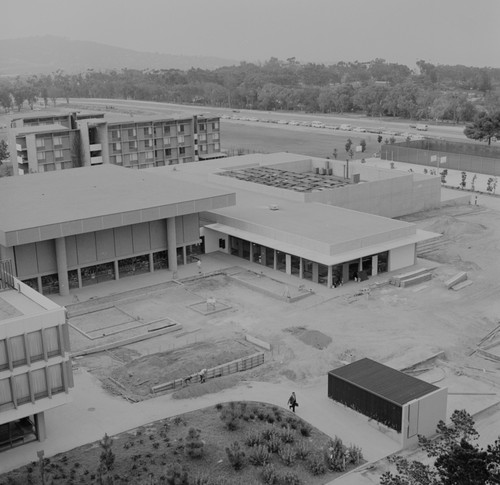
xmin=89 ymin=143 xmax=102 ymax=152
xmin=90 ymin=156 xmax=103 ymax=165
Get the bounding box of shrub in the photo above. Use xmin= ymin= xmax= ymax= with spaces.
xmin=215 ymin=403 xmax=223 ymax=411
xmin=185 ymin=427 xmax=204 ymax=458
xmin=248 ymin=445 xmax=271 ymax=466
xmin=266 ymin=434 xmax=281 ymax=454
xmin=278 ymin=443 xmax=296 ymax=466
xmin=261 ymin=464 xmax=279 ymax=484
xmin=295 ymin=441 xmax=311 ymax=460
xmin=299 ymin=423 xmax=312 ymax=437
xmin=279 ymin=426 xmax=295 ymax=444
xmin=266 ymin=414 xmax=275 ymax=424
xmin=280 ymin=470 xmax=302 ymax=485
xmin=165 ymin=462 xmax=189 ymax=485
xmin=219 ymin=402 xmax=245 ymax=431
xmin=99 ymin=433 xmax=115 ymax=472
xmin=226 ymin=441 xmax=246 ymax=471
xmin=324 ymin=436 xmax=347 ymax=472
xmin=261 ymin=427 xmax=279 ymax=442
xmin=245 ymin=430 xmax=263 ymax=447
xmin=346 ymin=444 xmax=363 ymax=465
xmin=285 ymin=417 xmax=298 ymax=430
xmin=307 ymin=452 xmax=326 ymax=476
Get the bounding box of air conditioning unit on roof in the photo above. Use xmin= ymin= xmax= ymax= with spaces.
xmin=269 ymin=204 xmax=279 ymax=211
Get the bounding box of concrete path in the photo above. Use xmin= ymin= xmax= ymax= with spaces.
xmin=0 ymin=369 xmax=401 ymax=476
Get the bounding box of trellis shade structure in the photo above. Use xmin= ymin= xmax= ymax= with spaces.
xmin=328 ymin=358 xmax=447 ymax=448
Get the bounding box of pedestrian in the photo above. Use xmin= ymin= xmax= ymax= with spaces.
xmin=199 ymin=368 xmax=207 ymax=383
xmin=288 ymin=392 xmax=298 ymax=413
xmin=475 ymin=196 xmax=478 ymax=206
xmin=197 ymin=259 xmax=202 ymax=274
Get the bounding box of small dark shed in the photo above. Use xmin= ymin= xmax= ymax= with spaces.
xmin=328 ymin=358 xmax=447 ymax=447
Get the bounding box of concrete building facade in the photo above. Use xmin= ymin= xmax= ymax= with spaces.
xmin=0 ymin=165 xmax=235 ymax=296
xmin=0 ymin=262 xmax=73 ymax=448
xmin=8 ymin=112 xmax=224 ymax=175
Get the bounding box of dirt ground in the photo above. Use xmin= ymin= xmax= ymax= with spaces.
xmin=69 ymin=203 xmax=500 ymax=417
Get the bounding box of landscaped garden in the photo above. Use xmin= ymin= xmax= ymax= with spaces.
xmin=0 ymin=401 xmax=364 ymax=485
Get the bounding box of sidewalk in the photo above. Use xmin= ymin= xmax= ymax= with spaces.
xmin=0 ymin=370 xmax=401 ymax=475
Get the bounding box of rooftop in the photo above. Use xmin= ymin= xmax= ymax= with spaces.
xmin=329 ymin=358 xmax=439 ymax=405
xmin=0 ymin=165 xmax=235 ymax=247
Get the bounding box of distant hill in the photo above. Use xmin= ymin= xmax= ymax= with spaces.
xmin=0 ymin=36 xmax=237 ymax=76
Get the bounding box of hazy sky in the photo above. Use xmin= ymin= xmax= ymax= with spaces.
xmin=4 ymin=0 xmax=500 ymax=68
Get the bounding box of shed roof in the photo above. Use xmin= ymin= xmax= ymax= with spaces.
xmin=328 ymin=358 xmax=439 ymax=406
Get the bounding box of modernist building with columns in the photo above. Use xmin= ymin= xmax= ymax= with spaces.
xmin=0 ymin=165 xmax=235 ymax=296
xmin=0 ymin=263 xmax=72 ymax=448
xmin=148 ymin=152 xmax=441 ymax=288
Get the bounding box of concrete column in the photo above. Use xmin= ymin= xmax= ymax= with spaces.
xmin=55 ymin=237 xmax=69 ymax=296
xmin=35 ymin=412 xmax=47 ymax=442
xmin=114 ymin=260 xmax=119 ymax=280
xmin=285 ymin=254 xmax=291 ymax=275
xmin=273 ymin=250 xmax=277 ymax=270
xmin=358 ymin=258 xmax=363 ymax=271
xmin=312 ymin=263 xmax=319 ymax=284
xmin=166 ymin=217 xmax=177 ymax=275
xmin=342 ymin=263 xmax=349 ymax=283
xmin=182 ymin=246 xmax=187 ymax=265
xmin=249 ymin=243 xmax=254 ymax=263
xmin=261 ymin=247 xmax=266 ymax=266
xmin=77 ymin=268 xmax=82 ymax=288
xmin=149 ymin=253 xmax=154 ymax=272
xmin=372 ymin=255 xmax=378 ymax=276
xmin=299 ymin=258 xmax=303 ymax=279
xmin=327 ymin=265 xmax=333 ymax=288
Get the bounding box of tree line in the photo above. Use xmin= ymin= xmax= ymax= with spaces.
xmin=1 ymin=58 xmax=500 ymax=123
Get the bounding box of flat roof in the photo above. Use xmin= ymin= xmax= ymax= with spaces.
xmin=329 ymin=358 xmax=439 ymax=406
xmin=15 ymin=123 xmax=73 ymax=135
xmin=0 ymin=165 xmax=235 ymax=247
xmin=0 ymin=289 xmax=47 ymax=321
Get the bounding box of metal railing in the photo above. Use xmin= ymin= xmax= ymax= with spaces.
xmin=0 ymin=260 xmax=15 ymax=290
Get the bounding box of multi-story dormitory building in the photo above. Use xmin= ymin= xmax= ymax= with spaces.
xmin=8 ymin=111 xmax=224 ymax=175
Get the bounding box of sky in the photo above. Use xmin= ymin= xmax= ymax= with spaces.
xmin=3 ymin=0 xmax=500 ymax=68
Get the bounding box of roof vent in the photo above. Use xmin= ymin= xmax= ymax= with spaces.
xmin=269 ymin=204 xmax=279 ymax=211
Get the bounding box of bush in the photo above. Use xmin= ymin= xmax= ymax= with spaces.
xmin=299 ymin=423 xmax=312 ymax=437
xmin=261 ymin=427 xmax=279 ymax=442
xmin=248 ymin=445 xmax=271 ymax=466
xmin=185 ymin=427 xmax=204 ymax=458
xmin=295 ymin=441 xmax=311 ymax=460
xmin=324 ymin=436 xmax=347 ymax=472
xmin=225 ymin=441 xmax=246 ymax=471
xmin=346 ymin=444 xmax=363 ymax=465
xmin=99 ymin=433 xmax=115 ymax=472
xmin=261 ymin=464 xmax=279 ymax=484
xmin=266 ymin=434 xmax=281 ymax=454
xmin=165 ymin=462 xmax=189 ymax=485
xmin=280 ymin=470 xmax=302 ymax=485
xmin=307 ymin=452 xmax=326 ymax=476
xmin=279 ymin=426 xmax=295 ymax=444
xmin=244 ymin=430 xmax=263 ymax=447
xmin=278 ymin=443 xmax=296 ymax=466
xmin=219 ymin=402 xmax=242 ymax=431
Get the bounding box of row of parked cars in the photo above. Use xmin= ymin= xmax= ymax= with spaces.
xmin=221 ymin=114 xmax=425 ymax=140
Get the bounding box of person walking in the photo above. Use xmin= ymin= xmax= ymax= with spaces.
xmin=197 ymin=259 xmax=202 ymax=274
xmin=288 ymin=392 xmax=298 ymax=413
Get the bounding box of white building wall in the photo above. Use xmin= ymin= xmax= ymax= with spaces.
xmin=201 ymin=227 xmax=229 ymax=255
xmin=389 ymin=244 xmax=415 ymax=271
xmin=401 ymin=387 xmax=448 ymax=448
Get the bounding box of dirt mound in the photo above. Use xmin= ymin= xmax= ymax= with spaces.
xmin=285 ymin=327 xmax=332 ymax=350
xmin=424 ymin=216 xmax=487 ymax=239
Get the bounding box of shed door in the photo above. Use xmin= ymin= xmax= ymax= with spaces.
xmin=407 ymin=401 xmax=419 ymax=438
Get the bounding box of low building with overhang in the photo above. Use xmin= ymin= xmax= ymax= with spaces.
xmin=147 ymin=152 xmax=440 ymax=288
xmin=0 ymin=165 xmax=235 ymax=296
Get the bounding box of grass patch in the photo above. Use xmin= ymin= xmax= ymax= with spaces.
xmin=0 ymin=401 xmax=364 ymax=485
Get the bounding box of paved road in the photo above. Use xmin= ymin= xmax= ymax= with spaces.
xmin=70 ymin=98 xmax=469 ymax=142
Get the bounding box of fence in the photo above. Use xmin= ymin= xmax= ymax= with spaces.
xmin=151 ymin=351 xmax=265 ymax=394
xmin=381 ymin=141 xmax=500 ymax=176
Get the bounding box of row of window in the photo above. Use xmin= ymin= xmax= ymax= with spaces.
xmin=109 ymin=123 xmax=190 ymax=140
xmin=0 ymin=363 xmax=66 ymax=409
xmin=111 ymin=136 xmax=187 ymax=152
xmin=35 ymin=136 xmax=65 ymax=149
xmin=198 ymin=133 xmax=219 ymax=141
xmin=0 ymin=327 xmax=62 ymax=371
xmin=36 ymin=150 xmax=66 ymax=161
xmin=198 ymin=122 xmax=219 ymax=132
